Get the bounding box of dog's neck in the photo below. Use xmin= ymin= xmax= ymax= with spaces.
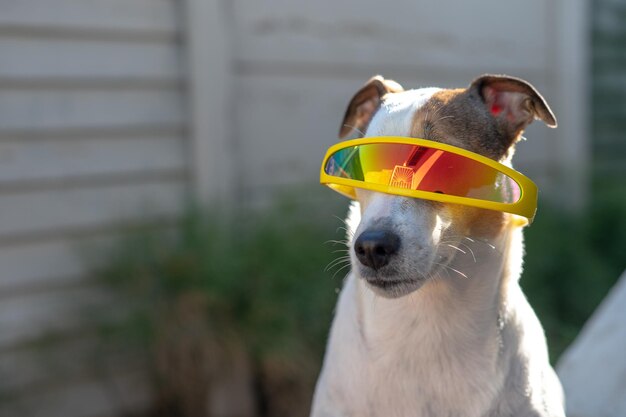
xmin=347 ymin=205 xmax=524 ymax=363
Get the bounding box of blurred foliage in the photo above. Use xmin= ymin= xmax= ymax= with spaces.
xmin=90 ymin=198 xmax=344 ymax=417
xmin=522 ymin=181 xmax=626 ymax=362
xmin=90 ymin=184 xmax=625 ymax=416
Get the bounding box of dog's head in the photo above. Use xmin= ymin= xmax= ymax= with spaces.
xmin=339 ymin=74 xmax=556 ymax=298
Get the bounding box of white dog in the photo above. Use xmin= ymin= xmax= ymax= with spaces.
xmin=311 ymin=75 xmax=566 ymax=417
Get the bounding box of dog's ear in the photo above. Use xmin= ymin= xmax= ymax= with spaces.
xmin=339 ymin=75 xmax=404 ymax=138
xmin=470 ymin=74 xmax=557 ymax=140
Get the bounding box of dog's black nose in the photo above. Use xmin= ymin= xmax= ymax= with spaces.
xmin=354 ymin=230 xmax=400 ymax=270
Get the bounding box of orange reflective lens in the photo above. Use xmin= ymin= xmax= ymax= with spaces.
xmin=320 ymin=137 xmax=538 ymax=221
xmin=324 ymin=143 xmax=520 ymax=203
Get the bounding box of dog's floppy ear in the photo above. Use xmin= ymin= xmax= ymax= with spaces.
xmin=339 ymin=75 xmax=404 ymax=138
xmin=470 ymin=74 xmax=557 ymax=141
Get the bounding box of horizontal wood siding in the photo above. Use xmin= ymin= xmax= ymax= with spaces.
xmin=0 ymin=0 xmax=178 ymax=35
xmin=0 ymin=1 xmax=186 ymax=415
xmin=0 ymin=133 xmax=185 ymax=184
xmin=232 ymin=0 xmax=549 ymax=71
xmin=0 ymin=181 xmax=185 ymax=239
xmin=0 ymin=286 xmax=116 ymax=350
xmin=0 ymin=38 xmax=180 ymax=80
xmin=0 ymin=89 xmax=184 ymax=131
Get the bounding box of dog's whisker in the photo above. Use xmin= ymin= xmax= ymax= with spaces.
xmin=324 ymin=257 xmax=344 ymax=272
xmin=335 ymin=226 xmax=354 ymax=238
xmin=325 ymin=255 xmax=351 ymax=268
xmin=439 ymin=240 xmax=478 ymax=263
xmin=325 ymin=261 xmax=350 ymax=275
xmin=328 ymin=257 xmax=350 ymax=269
xmin=331 ymin=258 xmax=351 ymax=266
xmin=325 ymin=239 xmax=350 ymax=246
xmin=324 ymin=256 xmax=351 ymax=272
xmin=458 ymin=242 xmax=477 ymax=263
xmin=332 ymin=248 xmax=350 ymax=254
xmin=332 ymin=214 xmax=352 ymax=228
xmin=443 ymin=235 xmax=500 ymax=256
xmin=331 ymin=215 xmax=355 ymax=239
xmin=331 ymin=262 xmax=352 ymax=280
xmin=447 ymin=266 xmax=468 ymax=279
xmin=462 ymin=236 xmax=496 ymax=250
xmin=434 ymin=262 xmax=468 ymax=279
xmin=446 ymin=243 xmax=466 ymax=254
xmin=333 ymin=214 xmax=354 ymax=227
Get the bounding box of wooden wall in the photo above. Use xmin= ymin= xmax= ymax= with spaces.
xmin=0 ymin=1 xmax=187 ymax=415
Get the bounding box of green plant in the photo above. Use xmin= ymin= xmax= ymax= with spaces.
xmin=521 ymin=189 xmax=626 ymax=362
xmin=91 ymin=200 xmax=347 ymax=417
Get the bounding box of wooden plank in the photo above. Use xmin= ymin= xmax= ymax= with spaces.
xmin=0 ymin=286 xmax=115 ymax=349
xmin=0 ymin=0 xmax=177 ymax=35
xmin=0 ymin=223 xmax=178 ymax=294
xmin=0 ymin=240 xmax=88 ymax=293
xmin=0 ymin=38 xmax=181 ymax=80
xmin=0 ymin=125 xmax=185 ymax=141
xmin=0 ymin=233 xmax=126 ymax=293
xmin=0 ymin=89 xmax=184 ymax=132
xmin=183 ymin=0 xmax=236 ymax=205
xmin=233 ymin=0 xmax=548 ymax=73
xmin=0 ymin=135 xmax=186 ymax=184
xmin=0 ymin=181 xmax=187 ymax=239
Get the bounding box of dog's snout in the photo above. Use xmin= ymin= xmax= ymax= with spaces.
xmin=354 ymin=230 xmax=400 ymax=270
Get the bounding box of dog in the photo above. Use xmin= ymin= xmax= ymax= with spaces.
xmin=311 ymin=75 xmax=566 ymax=417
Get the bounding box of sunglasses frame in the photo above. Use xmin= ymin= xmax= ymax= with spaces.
xmin=320 ymin=136 xmax=538 ymax=222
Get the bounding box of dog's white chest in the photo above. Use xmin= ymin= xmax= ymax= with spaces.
xmin=311 ymin=274 xmax=503 ymax=417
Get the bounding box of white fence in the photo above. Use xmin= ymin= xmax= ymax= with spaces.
xmin=0 ymin=1 xmax=187 ymax=415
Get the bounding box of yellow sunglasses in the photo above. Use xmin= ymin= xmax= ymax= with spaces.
xmin=320 ymin=137 xmax=538 ymax=222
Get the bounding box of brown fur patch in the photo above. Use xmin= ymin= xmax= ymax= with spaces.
xmin=411 ymin=88 xmax=514 ymax=161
